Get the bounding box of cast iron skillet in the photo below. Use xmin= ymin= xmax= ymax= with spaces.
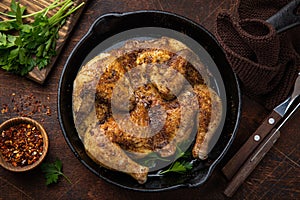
xmin=58 ymin=10 xmax=241 ymax=191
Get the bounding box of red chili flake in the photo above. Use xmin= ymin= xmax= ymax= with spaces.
xmin=0 ymin=123 xmax=44 ymax=167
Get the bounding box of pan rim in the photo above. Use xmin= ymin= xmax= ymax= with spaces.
xmin=58 ymin=10 xmax=241 ymax=192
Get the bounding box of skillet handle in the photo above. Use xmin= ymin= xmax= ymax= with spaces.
xmin=266 ymin=0 xmax=300 ymax=33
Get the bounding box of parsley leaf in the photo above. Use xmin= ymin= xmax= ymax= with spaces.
xmin=159 ymin=161 xmax=193 ymax=174
xmin=41 ymin=158 xmax=72 ymax=185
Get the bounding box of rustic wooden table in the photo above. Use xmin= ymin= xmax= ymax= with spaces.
xmin=0 ymin=0 xmax=299 ymax=199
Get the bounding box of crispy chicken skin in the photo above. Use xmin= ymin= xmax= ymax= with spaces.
xmin=192 ymin=84 xmax=222 ymax=160
xmin=72 ymin=37 xmax=222 ymax=184
xmin=73 ymin=51 xmax=150 ymax=184
xmin=84 ymin=124 xmax=149 ymax=184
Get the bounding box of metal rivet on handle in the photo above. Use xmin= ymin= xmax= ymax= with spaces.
xmin=254 ymin=135 xmax=260 ymax=142
xmin=268 ymin=117 xmax=275 ymax=125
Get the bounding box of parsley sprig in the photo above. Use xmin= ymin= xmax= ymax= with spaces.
xmin=159 ymin=160 xmax=193 ymax=174
xmin=139 ymin=141 xmax=194 ymax=175
xmin=0 ymin=0 xmax=84 ymax=75
xmin=41 ymin=158 xmax=71 ymax=185
xmin=158 ymin=144 xmax=193 ymax=175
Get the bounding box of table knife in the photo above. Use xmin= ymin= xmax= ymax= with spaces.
xmin=222 ymin=72 xmax=300 ymax=180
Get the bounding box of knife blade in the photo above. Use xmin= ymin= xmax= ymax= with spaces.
xmin=222 ymin=73 xmax=300 ymax=180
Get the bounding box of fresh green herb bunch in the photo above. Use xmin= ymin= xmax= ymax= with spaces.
xmin=0 ymin=0 xmax=84 ymax=75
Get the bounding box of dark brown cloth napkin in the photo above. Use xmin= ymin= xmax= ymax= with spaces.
xmin=215 ymin=0 xmax=300 ymax=110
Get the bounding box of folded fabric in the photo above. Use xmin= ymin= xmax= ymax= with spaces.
xmin=215 ymin=0 xmax=300 ymax=109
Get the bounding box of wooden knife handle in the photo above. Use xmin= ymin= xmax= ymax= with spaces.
xmin=222 ymin=110 xmax=282 ymax=180
xmin=224 ymin=129 xmax=281 ymax=197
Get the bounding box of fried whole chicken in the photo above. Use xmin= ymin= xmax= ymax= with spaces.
xmin=72 ymin=37 xmax=223 ymax=184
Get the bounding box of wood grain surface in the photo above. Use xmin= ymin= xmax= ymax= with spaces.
xmin=0 ymin=0 xmax=299 ymax=199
